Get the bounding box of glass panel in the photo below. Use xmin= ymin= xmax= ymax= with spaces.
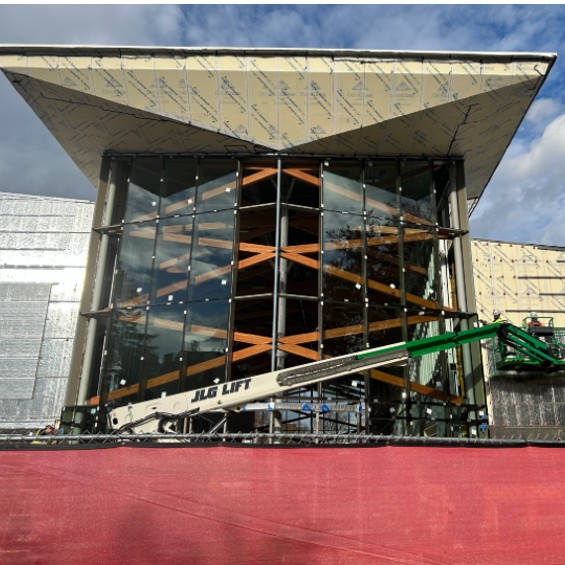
xmin=367 ymin=304 xmax=404 ymax=349
xmin=322 ymin=301 xmax=364 ymax=357
xmin=284 ymin=207 xmax=319 ymax=297
xmin=184 ymin=299 xmax=230 ymax=389
xmin=366 ymin=302 xmax=406 ymax=433
xmin=283 ymin=162 xmax=320 ymax=208
xmin=113 ymin=223 xmax=155 ymax=307
xmin=236 ymin=206 xmax=275 ymax=297
xmin=231 ymin=296 xmax=273 ymax=379
xmin=404 ymin=237 xmax=438 ymax=304
xmin=365 ymin=161 xmax=401 ymax=307
xmin=196 ymin=159 xmax=238 ymax=211
xmin=364 ymin=160 xmax=398 ymax=223
xmin=322 ymin=161 xmax=363 ymax=214
xmin=401 ymin=161 xmax=439 ymax=312
xmin=188 ymin=210 xmax=235 ymax=302
xmin=141 ymin=303 xmax=185 ymax=399
xmin=101 ymin=308 xmax=147 ymax=401
xmin=160 ymin=157 xmax=198 ymax=218
xmin=400 ymin=161 xmax=434 ymax=225
xmin=288 ymin=297 xmax=318 ymax=344
xmin=151 ymin=217 xmax=192 ymax=305
xmin=123 ymin=157 xmax=162 ymax=223
xmin=241 ymin=161 xmax=277 ymax=207
xmin=433 ymin=161 xmax=451 ymax=228
xmin=368 ymin=377 xmax=405 ymax=435
xmin=322 ymin=210 xmax=363 ymax=303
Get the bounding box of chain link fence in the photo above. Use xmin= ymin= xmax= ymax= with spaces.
xmin=1 ymin=431 xmax=564 ymax=448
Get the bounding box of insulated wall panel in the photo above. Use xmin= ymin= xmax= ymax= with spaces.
xmin=0 ymin=192 xmax=94 ymax=429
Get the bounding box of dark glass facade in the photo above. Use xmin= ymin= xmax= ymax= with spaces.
xmin=78 ymin=156 xmax=485 ymax=436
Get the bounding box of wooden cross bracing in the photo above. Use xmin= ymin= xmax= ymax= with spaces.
xmin=97 ymin=164 xmax=457 ymax=408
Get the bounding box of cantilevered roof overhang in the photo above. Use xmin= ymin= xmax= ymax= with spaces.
xmin=0 ymin=46 xmax=556 ymax=207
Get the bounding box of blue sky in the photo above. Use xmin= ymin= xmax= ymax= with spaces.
xmin=1 ymin=4 xmax=565 ymax=246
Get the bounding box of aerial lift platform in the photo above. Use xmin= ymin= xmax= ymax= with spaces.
xmin=106 ymin=322 xmax=565 ymax=435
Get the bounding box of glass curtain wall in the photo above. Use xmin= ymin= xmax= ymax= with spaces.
xmin=98 ymin=157 xmax=238 ymax=409
xmin=85 ymin=156 xmax=481 ymax=436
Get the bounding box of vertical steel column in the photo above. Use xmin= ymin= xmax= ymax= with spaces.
xmin=277 ymin=205 xmax=289 ymax=371
xmin=362 ymin=165 xmax=370 ymax=433
xmin=269 ymin=159 xmax=283 ymax=434
xmin=75 ymin=159 xmax=118 ymax=404
xmin=455 ymin=161 xmax=487 ymax=428
xmin=397 ymin=162 xmax=410 ymax=435
xmin=448 ymin=161 xmax=478 ymax=436
xmin=430 ymin=161 xmax=451 ymax=436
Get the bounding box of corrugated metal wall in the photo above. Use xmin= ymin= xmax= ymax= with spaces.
xmin=0 ymin=192 xmax=93 ymax=430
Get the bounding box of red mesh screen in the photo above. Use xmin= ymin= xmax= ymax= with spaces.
xmin=1 ymin=444 xmax=565 ymax=564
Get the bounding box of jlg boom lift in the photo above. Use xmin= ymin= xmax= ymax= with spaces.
xmin=107 ymin=322 xmax=565 ymax=434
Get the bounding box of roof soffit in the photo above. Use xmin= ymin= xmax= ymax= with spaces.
xmin=0 ymin=50 xmax=553 ymax=199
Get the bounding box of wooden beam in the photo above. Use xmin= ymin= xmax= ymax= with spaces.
xmin=187 ymin=356 xmax=226 ymax=377
xmin=194 ymin=263 xmax=232 ymax=285
xmin=278 ymin=331 xmax=319 ymax=345
xmin=278 ymin=343 xmax=319 ymax=361
xmin=160 ymin=252 xmax=191 ymax=271
xmin=164 ymin=200 xmax=194 ymax=215
xmin=284 ymin=168 xmax=320 ymax=187
xmin=232 ymin=343 xmax=272 ymax=361
xmin=239 ymin=242 xmax=276 ymax=254
xmin=370 ymin=368 xmax=463 ymax=405
xmin=324 ymin=265 xmax=450 ymax=311
xmin=243 ymin=167 xmax=278 ymax=186
xmin=130 ymin=210 xmax=159 ymax=223
xmin=200 ymin=181 xmax=235 ymax=202
xmin=198 ymin=237 xmax=233 ymax=250
xmin=280 ymin=251 xmax=320 ymax=270
xmin=155 ymin=279 xmax=188 ymax=298
xmin=323 ymin=315 xmax=438 ymax=340
xmin=368 ymin=248 xmax=427 ymax=276
xmin=281 ymin=243 xmax=319 ymax=254
xmin=238 ymin=252 xmax=274 ymax=270
xmin=128 ymin=227 xmax=157 ymax=240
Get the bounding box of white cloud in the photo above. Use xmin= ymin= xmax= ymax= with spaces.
xmin=0 ymin=5 xmax=184 ymax=46
xmin=470 ymin=112 xmax=565 ymax=246
xmin=524 ymin=98 xmax=563 ymax=134
xmin=0 ymin=2 xmax=564 ymax=253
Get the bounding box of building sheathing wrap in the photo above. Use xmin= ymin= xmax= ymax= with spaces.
xmin=0 ymin=46 xmax=556 ymax=436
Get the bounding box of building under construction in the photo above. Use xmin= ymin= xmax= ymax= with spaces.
xmin=0 ymin=45 xmax=557 ymax=438
xmin=3 ymin=46 xmax=565 ymax=564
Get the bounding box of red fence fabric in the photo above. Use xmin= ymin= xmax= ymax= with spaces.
xmin=1 ymin=444 xmax=565 ymax=564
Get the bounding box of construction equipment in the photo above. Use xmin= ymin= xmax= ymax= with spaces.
xmin=106 ymin=323 xmax=565 ymax=435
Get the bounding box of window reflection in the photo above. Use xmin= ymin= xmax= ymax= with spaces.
xmin=113 ymin=223 xmax=156 ymax=307
xmin=196 ymin=159 xmax=238 ymax=211
xmin=322 ymin=210 xmax=363 ymax=303
xmin=322 ymin=161 xmax=362 ymax=214
xmin=123 ymin=157 xmax=162 ymax=223
xmin=160 ymin=158 xmax=198 ymax=218
xmin=101 ymin=308 xmax=147 ymax=401
xmin=184 ymin=299 xmax=229 ymax=389
xmin=141 ymin=303 xmax=186 ymax=399
xmin=151 ymin=217 xmax=192 ymax=305
xmin=188 ymin=210 xmax=235 ymax=302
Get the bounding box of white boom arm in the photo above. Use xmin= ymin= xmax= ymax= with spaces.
xmin=108 ymin=342 xmax=409 ymax=434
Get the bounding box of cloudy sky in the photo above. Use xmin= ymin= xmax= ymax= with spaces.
xmin=1 ymin=4 xmax=565 ymax=246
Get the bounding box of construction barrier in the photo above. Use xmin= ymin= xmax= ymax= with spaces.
xmin=1 ymin=442 xmax=565 ymax=564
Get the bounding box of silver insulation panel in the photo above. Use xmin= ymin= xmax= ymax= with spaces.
xmin=0 ymin=192 xmax=94 ymax=429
